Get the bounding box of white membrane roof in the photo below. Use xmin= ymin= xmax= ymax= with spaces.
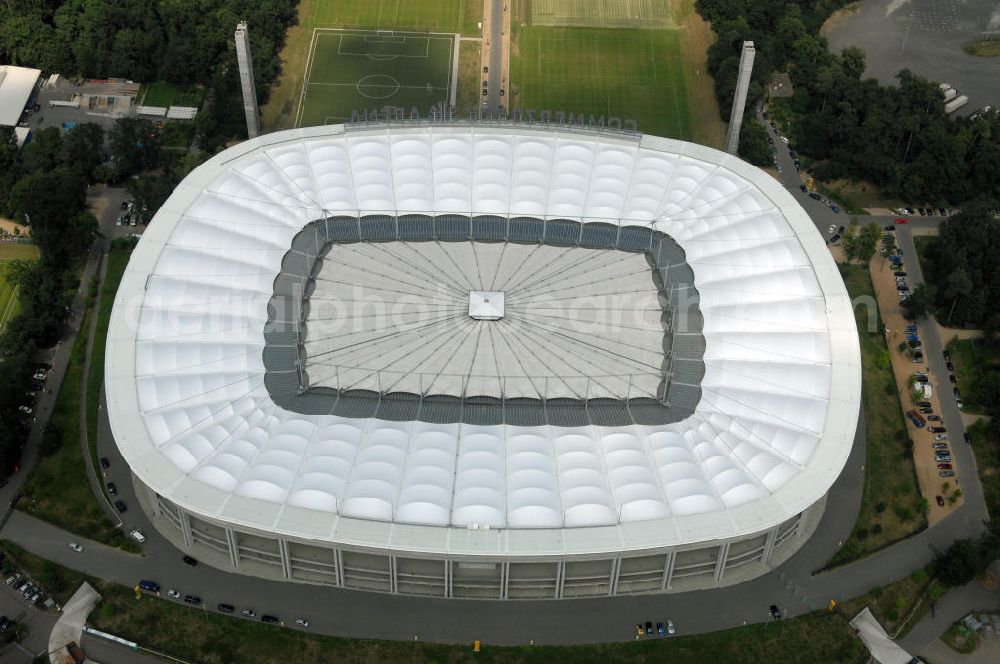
xmin=304 ymin=241 xmax=664 ymax=399
xmin=105 ymin=124 xmax=860 ymax=557
xmin=0 ymin=65 xmax=40 ymax=126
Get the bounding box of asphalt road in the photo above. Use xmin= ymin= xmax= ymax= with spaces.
xmin=483 ymin=0 xmax=505 ymax=111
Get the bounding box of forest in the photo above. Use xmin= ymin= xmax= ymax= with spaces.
xmin=0 ymin=0 xmax=298 ymax=150
xmin=697 ymin=0 xmax=1000 ymax=206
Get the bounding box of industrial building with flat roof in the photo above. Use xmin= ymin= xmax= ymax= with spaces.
xmin=106 ymin=123 xmax=860 ymax=598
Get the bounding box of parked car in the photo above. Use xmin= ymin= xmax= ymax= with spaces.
xmin=949 ymin=375 xmax=957 ymax=383
xmin=927 ymin=415 xmax=941 ymax=421
xmin=167 ymin=589 xmax=181 ymax=599
xmin=917 ymin=401 xmax=932 ymax=408
xmin=940 ymin=470 xmax=956 ymax=478
xmin=937 ymin=464 xmax=953 ymax=470
xmin=929 ymin=427 xmax=947 ymax=434
xmin=964 ymin=433 xmax=972 ymax=444
xmin=934 ymin=434 xmax=949 ymax=441
xmin=809 ymin=192 xmax=822 ymax=201
xmin=139 ymin=580 xmax=160 ymax=593
xmin=114 ymin=500 xmax=127 ymax=513
xmin=895 ymin=217 xmax=908 ymax=224
xmin=936 ymin=495 xmax=945 ymax=506
xmin=183 ymin=595 xmax=201 ymax=605
xmin=106 ymin=482 xmax=117 ymax=496
xmin=946 ymin=361 xmax=954 ymax=371
xmin=932 ymin=443 xmax=949 ymax=450
xmin=262 ymin=615 xmax=283 ymax=625
xmin=918 ymin=408 xmax=933 ymax=414
xmin=100 ymin=457 xmax=110 ymax=469
xmin=295 ymin=618 xmax=310 ymax=628
xmin=218 ymin=603 xmax=235 ymax=613
xmin=242 ymin=609 xmax=256 ymax=618
xmin=182 ymin=555 xmax=198 ymax=566
xmin=68 ymin=542 xmax=83 ymax=553
xmin=770 ymin=605 xmax=782 ymax=620
xmin=943 ymin=350 xmax=952 ymax=361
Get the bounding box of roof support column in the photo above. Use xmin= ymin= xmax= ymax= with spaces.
xmin=762 ymin=525 xmax=779 ymax=565
xmin=225 ymin=527 xmax=239 ymax=568
xmin=610 ymin=556 xmax=621 ymax=596
xmin=278 ymin=538 xmax=292 ymax=578
xmin=555 ymin=561 xmax=564 ymax=599
xmin=501 ymin=560 xmax=509 ymax=599
xmin=714 ymin=542 xmax=730 ymax=582
xmin=334 ymin=548 xmax=344 ymax=587
xmin=661 ymin=551 xmax=674 ymax=590
xmin=445 ymin=560 xmax=453 ymax=598
xmin=178 ymin=509 xmax=193 ymax=547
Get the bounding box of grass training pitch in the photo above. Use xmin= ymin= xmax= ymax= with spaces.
xmin=512 ymin=27 xmax=692 ymax=139
xmin=531 ymin=0 xmax=675 ymax=28
xmin=313 ymin=0 xmax=481 ymax=34
xmin=0 ymin=243 xmax=38 ymax=333
xmin=297 ymin=30 xmax=456 ymax=127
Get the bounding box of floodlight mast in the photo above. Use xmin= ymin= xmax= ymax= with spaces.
xmin=235 ymin=21 xmax=260 ymax=139
xmin=725 ymin=41 xmax=756 ymax=155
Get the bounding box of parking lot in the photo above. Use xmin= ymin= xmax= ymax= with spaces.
xmin=872 ymin=225 xmax=966 ymax=523
xmin=823 ymin=0 xmax=1000 ymax=115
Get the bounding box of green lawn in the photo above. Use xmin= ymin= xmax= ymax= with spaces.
xmin=511 ymin=26 xmax=691 ymax=139
xmin=828 ymin=265 xmax=926 ymax=567
xmin=87 ymin=241 xmax=135 ymax=478
xmin=313 ymin=0 xmax=482 ymax=34
xmin=968 ymin=420 xmax=1000 ymax=520
xmin=140 ymin=81 xmax=204 ymax=108
xmin=298 ymin=29 xmax=455 ymax=126
xmin=18 ymin=245 xmax=139 ymax=554
xmin=0 ymin=243 xmax=39 ymax=333
xmin=946 ymin=337 xmax=997 ymax=415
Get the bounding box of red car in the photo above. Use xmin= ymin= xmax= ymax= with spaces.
xmin=895 ymin=218 xmax=908 ymax=224
xmin=937 ymin=463 xmax=953 ymax=470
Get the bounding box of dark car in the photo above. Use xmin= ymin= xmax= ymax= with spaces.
xmin=964 ymin=433 xmax=972 ymax=444
xmin=918 ymin=401 xmax=932 ymax=408
xmin=829 ymin=234 xmax=840 ymax=243
xmin=937 ymin=464 xmax=953 ymax=470
xmin=928 ymin=415 xmax=941 ymax=421
xmin=645 ymin=621 xmax=654 ymax=637
xmin=114 ymin=500 xmax=127 ymax=513
xmin=946 ymin=361 xmax=954 ymax=371
xmin=106 ymin=482 xmax=117 ymax=496
xmin=183 ymin=595 xmax=201 ymax=605
xmin=808 ymin=192 xmax=822 ymax=201
xmin=262 ymin=615 xmax=283 ymax=625
xmin=218 ymin=603 xmax=235 ymax=613
xmin=918 ymin=407 xmax=933 ymax=414
xmin=789 ymin=150 xmax=797 ymax=158
xmin=770 ymin=605 xmax=782 ymax=620
xmin=943 ymin=350 xmax=952 ymax=361
xmin=884 ymin=225 xmax=896 ymax=232
xmin=0 ymin=616 xmax=10 ymax=633
xmin=893 ymin=271 xmax=907 ymax=277
xmin=182 ymin=555 xmax=198 ymax=566
xmin=139 ymin=580 xmax=160 ymax=593
xmin=954 ymin=387 xmax=961 ymax=397
xmin=914 ymin=376 xmax=928 ymax=383
xmin=929 ymin=427 xmax=947 ymax=434
xmin=100 ymin=457 xmax=110 ymax=469
xmin=830 ymin=205 xmax=840 ymax=213
xmin=936 ymin=495 xmax=945 ymax=506
xmin=949 ymin=375 xmax=957 ymax=383
xmin=799 ymin=184 xmax=807 ymax=192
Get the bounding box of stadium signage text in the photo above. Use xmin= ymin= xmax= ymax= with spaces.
xmin=349 ymin=105 xmax=638 ymax=132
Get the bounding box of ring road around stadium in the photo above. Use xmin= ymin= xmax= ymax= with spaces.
xmin=106 ymin=123 xmax=860 ymax=600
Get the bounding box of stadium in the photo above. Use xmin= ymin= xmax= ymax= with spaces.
xmin=105 ymin=123 xmax=861 ymax=599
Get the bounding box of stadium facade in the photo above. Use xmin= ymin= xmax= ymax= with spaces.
xmin=106 ymin=123 xmax=860 ymax=599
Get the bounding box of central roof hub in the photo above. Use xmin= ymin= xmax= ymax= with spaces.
xmin=469 ymin=290 xmax=505 ymax=320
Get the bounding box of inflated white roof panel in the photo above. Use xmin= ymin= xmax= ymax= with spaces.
xmin=105 ymin=124 xmax=860 ymax=557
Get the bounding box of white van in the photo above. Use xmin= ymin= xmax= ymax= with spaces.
xmin=129 ymin=529 xmax=146 ymax=543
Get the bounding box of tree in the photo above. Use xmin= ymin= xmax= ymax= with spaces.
xmin=108 ymin=118 xmax=161 ymax=180
xmin=934 ymin=538 xmax=980 ymax=586
xmin=905 ymin=283 xmax=936 ymax=319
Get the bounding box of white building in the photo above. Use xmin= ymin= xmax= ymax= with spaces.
xmin=106 ymin=123 xmax=861 ymax=599
xmin=0 ymin=65 xmax=41 ymax=127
